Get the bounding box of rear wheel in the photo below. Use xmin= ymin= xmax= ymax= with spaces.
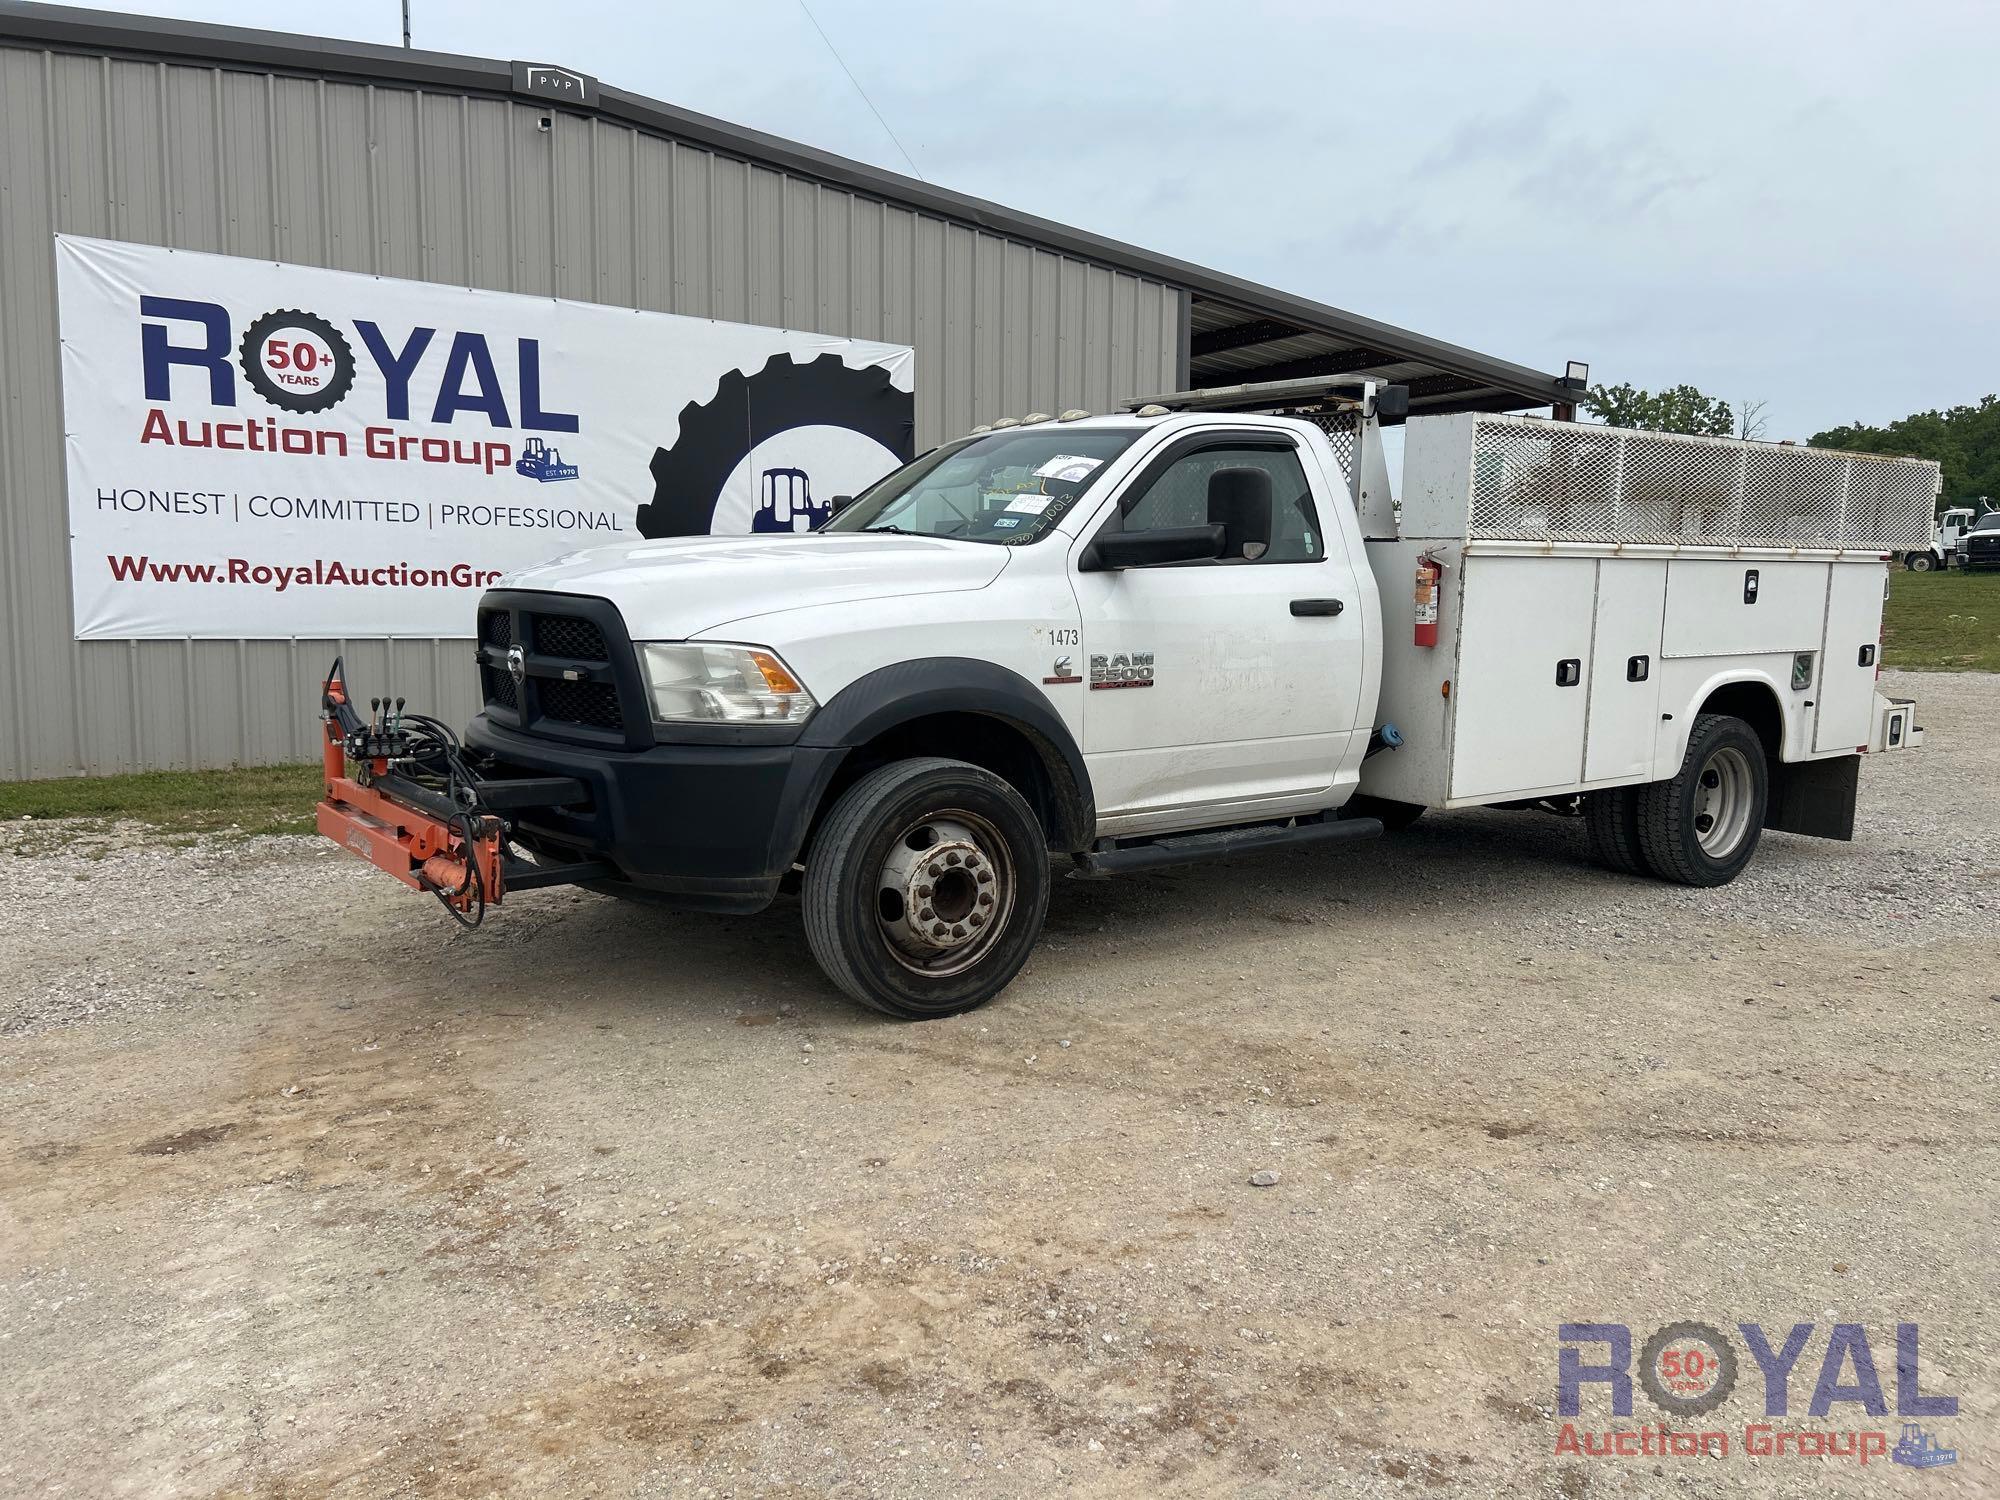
xmin=1583 ymin=786 xmax=1648 ymax=876
xmin=803 ymin=757 xmax=1050 ymax=1019
xmin=1636 ymin=714 xmax=1768 ymax=886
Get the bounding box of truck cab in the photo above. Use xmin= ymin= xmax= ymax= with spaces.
xmin=1963 ymin=508 xmax=2000 ymax=570
xmin=468 ymin=403 xmax=1385 ymax=931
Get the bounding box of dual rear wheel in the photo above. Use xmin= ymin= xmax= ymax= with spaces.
xmin=1586 ymin=714 xmax=1768 ymax=887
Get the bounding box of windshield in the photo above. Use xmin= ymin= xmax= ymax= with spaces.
xmin=822 ymin=426 xmax=1143 ymax=544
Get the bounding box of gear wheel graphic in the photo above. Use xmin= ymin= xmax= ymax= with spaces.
xmin=635 ymin=351 xmax=914 ymax=538
xmin=1638 ymin=1320 xmax=1739 ymax=1417
xmin=236 ymin=308 xmax=356 ymax=414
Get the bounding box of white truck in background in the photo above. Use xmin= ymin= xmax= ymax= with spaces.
xmin=319 ymin=376 xmax=1937 ymax=1019
xmin=1903 ymin=505 xmax=1975 ymax=571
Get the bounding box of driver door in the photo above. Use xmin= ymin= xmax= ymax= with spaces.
xmin=1070 ymin=432 xmax=1366 ymax=833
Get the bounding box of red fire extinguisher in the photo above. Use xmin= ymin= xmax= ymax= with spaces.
xmin=1413 ymin=552 xmax=1443 ymax=648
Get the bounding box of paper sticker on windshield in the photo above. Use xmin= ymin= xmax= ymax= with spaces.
xmin=1032 ymin=454 xmax=1103 ymax=483
xmin=1006 ymin=496 xmax=1052 ymax=515
xmin=992 ymin=515 xmax=1022 ymax=529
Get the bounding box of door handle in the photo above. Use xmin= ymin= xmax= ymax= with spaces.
xmin=1289 ymin=598 xmax=1344 ymax=617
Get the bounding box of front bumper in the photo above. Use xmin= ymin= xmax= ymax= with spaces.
xmin=465 ymin=713 xmax=845 ymax=913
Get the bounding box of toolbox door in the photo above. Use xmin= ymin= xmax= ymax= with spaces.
xmin=1662 ymin=560 xmax=1829 ymax=656
xmin=1812 ymin=562 xmax=1887 ymax=752
xmin=1583 ymin=559 xmax=1666 ymax=782
xmin=1448 ymin=556 xmax=1596 ymax=800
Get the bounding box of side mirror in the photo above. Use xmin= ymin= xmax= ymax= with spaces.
xmin=1081 ymin=524 xmax=1226 ymax=572
xmin=828 ymin=493 xmax=856 ymax=516
xmin=1372 ymin=384 xmax=1410 ymax=422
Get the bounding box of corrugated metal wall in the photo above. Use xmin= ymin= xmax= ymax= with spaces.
xmin=0 ymin=44 xmax=1185 ymax=779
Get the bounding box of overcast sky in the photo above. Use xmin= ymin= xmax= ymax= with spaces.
xmin=73 ymin=0 xmax=2000 ymax=439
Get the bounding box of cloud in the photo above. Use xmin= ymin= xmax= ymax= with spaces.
xmin=1415 ymin=84 xmax=1568 ymax=176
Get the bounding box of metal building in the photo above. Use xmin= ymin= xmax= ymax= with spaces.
xmin=0 ymin=1 xmax=1574 ymax=779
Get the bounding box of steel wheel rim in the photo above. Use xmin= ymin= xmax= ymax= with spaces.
xmin=1693 ymin=745 xmax=1755 ymax=857
xmin=875 ymin=807 xmax=1015 ymax=977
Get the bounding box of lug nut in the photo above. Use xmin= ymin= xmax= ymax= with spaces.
xmin=917 ymin=884 xmax=933 ymax=898
xmin=969 ymin=912 xmax=984 ymax=927
xmin=976 ymin=869 xmax=993 ymax=884
xmin=978 ymin=892 xmax=993 ymax=907
xmin=951 ymin=924 xmax=966 ymax=938
xmin=945 ymin=852 xmax=962 ymax=866
xmin=920 ymin=906 xmax=935 ymax=920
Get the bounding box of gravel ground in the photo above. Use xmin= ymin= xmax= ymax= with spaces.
xmin=1 ymin=669 xmax=1994 ymax=1498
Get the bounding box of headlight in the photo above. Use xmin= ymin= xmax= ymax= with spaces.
xmin=637 ymin=642 xmax=817 ymax=726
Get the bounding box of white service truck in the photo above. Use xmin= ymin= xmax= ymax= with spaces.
xmin=317 ymin=377 xmax=1935 ymax=1019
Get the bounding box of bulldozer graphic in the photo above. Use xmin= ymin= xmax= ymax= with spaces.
xmin=752 ymin=466 xmax=827 ymax=533
xmin=1892 ymin=1424 xmax=1957 ymax=1468
xmin=516 ymin=436 xmax=579 ymax=483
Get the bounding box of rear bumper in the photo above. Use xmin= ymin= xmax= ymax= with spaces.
xmin=464 ymin=714 xmax=845 ymax=913
xmin=1873 ymin=695 xmax=1922 ymax=752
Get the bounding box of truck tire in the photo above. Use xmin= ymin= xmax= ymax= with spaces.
xmin=1635 ymin=714 xmax=1767 ymax=887
xmin=1908 ymin=551 xmax=1937 ymax=572
xmin=1583 ymin=786 xmax=1648 ymax=876
xmin=802 ymin=757 xmax=1050 ymax=1019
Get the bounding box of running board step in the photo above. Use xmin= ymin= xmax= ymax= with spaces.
xmin=1078 ymin=815 xmax=1383 ymax=874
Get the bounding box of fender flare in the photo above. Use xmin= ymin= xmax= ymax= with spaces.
xmin=1677 ymin=668 xmax=1791 ymax=761
xmin=800 ymin=658 xmax=1095 ymax=850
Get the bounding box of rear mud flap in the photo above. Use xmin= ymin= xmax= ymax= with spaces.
xmin=1766 ymin=754 xmax=1858 ymax=841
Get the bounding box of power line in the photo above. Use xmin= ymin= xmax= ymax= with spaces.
xmin=795 ymin=0 xmax=926 ymax=182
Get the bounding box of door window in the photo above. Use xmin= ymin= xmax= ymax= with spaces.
xmin=1112 ymin=443 xmax=1323 ymax=562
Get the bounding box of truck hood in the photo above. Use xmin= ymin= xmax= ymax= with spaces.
xmin=498 ymin=533 xmax=1011 ymax=638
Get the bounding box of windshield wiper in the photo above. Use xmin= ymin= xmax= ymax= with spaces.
xmin=859 ymin=524 xmax=919 ymax=535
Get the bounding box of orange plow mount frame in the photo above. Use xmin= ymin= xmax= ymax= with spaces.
xmin=318 ymin=669 xmax=504 ymax=913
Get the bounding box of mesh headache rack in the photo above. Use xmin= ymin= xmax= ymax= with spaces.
xmin=1414 ymin=414 xmax=1940 ymax=552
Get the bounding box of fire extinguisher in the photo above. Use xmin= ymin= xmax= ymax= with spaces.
xmin=1413 ymin=552 xmax=1444 ymax=648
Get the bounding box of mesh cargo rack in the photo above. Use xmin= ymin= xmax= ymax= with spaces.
xmin=1409 ymin=414 xmax=1939 ymax=552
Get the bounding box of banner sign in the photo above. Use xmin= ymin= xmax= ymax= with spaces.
xmin=56 ymin=235 xmax=915 ymax=639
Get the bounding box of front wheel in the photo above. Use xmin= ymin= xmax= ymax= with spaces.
xmin=1908 ymin=551 xmax=1937 ymax=572
xmin=802 ymin=757 xmax=1051 ymax=1019
xmin=1635 ymin=714 xmax=1768 ymax=886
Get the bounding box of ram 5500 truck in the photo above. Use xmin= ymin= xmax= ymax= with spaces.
xmin=316 ymin=377 xmax=1935 ymax=1018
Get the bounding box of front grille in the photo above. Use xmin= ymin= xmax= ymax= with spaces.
xmin=483 ymin=666 xmax=517 ymax=711
xmin=537 ymin=676 xmax=623 ymax=729
xmin=475 ymin=591 xmax=645 ymax=746
xmin=534 ymin=613 xmax=607 ymax=660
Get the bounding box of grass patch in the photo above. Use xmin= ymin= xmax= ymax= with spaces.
xmin=1883 ymin=568 xmax=2000 ymax=672
xmin=0 ymin=763 xmax=321 ymax=838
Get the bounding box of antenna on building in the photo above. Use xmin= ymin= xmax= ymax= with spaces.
xmin=401 ymin=0 xmax=412 ymax=48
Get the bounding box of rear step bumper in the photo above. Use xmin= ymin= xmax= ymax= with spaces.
xmin=1078 ymin=814 xmax=1383 ymax=874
